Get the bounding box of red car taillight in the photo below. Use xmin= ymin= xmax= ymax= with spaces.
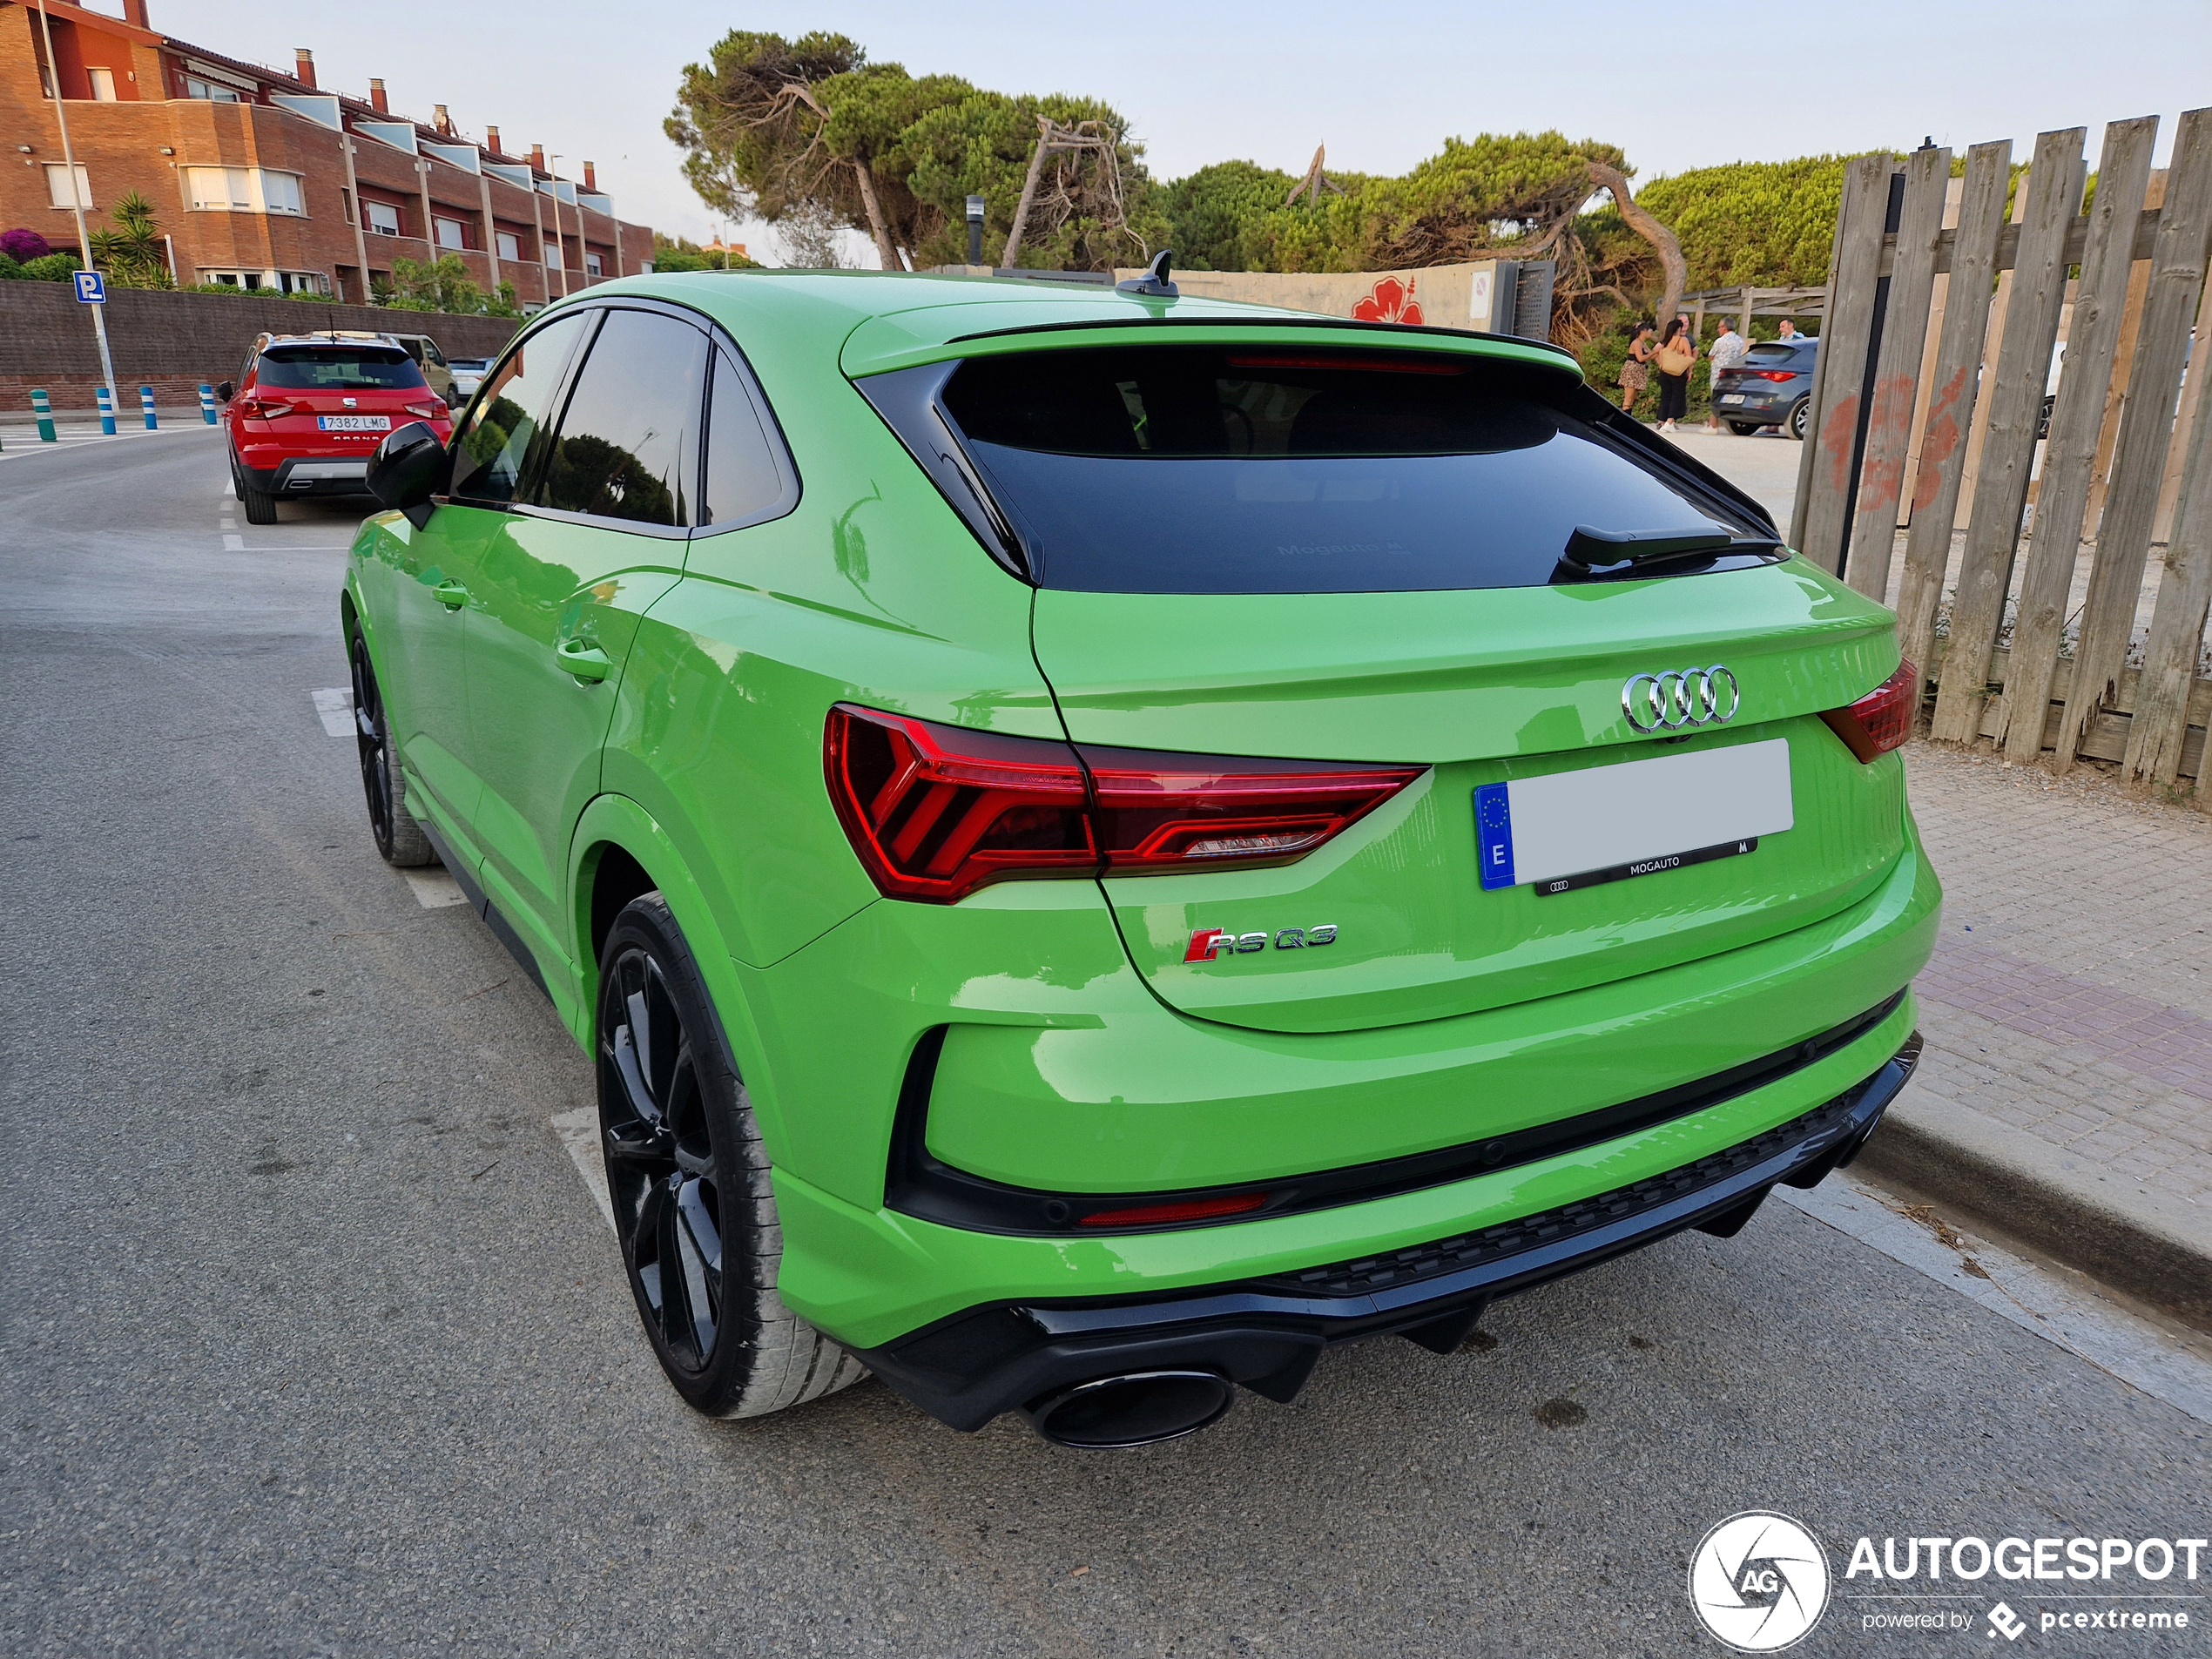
xmin=404 ymin=401 xmax=444 ymax=421
xmin=1820 ymin=662 xmax=1917 ymax=761
xmin=823 ymin=705 xmax=1421 ymax=903
xmin=1747 ymin=369 xmax=1797 ymax=382
xmin=239 ymin=398 xmax=294 ymax=420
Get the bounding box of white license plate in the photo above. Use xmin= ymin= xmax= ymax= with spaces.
xmin=1719 ymin=394 xmax=1746 ymax=405
xmin=317 ymin=415 xmax=390 ymax=431
xmin=1474 ymin=738 xmax=1793 ymax=894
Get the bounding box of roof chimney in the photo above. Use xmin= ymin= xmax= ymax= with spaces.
xmin=529 ymin=144 xmax=545 ymax=172
xmin=293 ymin=48 xmax=314 ymax=88
xmin=484 ymin=125 xmax=502 ymax=156
xmin=583 ymin=161 xmax=597 ymax=192
xmin=368 ymin=78 xmax=388 ymax=115
xmin=433 ymin=104 xmax=452 ymax=135
xmin=122 ymin=0 xmax=151 ymax=27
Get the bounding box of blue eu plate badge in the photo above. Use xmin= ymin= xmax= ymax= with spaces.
xmin=1474 ymin=782 xmax=1514 ymax=890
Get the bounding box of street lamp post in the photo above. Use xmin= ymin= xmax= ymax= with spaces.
xmin=33 ymin=0 xmax=118 ymax=405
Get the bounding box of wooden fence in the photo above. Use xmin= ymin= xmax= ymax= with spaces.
xmin=1789 ymin=111 xmax=2212 ymax=797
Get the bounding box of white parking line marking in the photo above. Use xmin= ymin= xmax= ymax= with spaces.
xmin=401 ymin=867 xmax=469 ymax=909
xmin=310 ymin=686 xmax=354 ymax=738
xmin=550 ymin=1109 xmax=617 ymax=1233
xmin=223 ymin=533 xmax=243 ymax=550
xmin=1778 ymin=1175 xmax=2212 ymax=1425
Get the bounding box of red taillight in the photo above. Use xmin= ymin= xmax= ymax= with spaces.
xmin=823 ymin=705 xmax=1421 ymax=903
xmin=239 ymin=398 xmax=293 ymax=420
xmin=404 ymin=401 xmax=444 ymax=421
xmin=1820 ymin=662 xmax=1917 ymax=761
xmin=1747 ymin=369 xmax=1797 ymax=382
xmin=1076 ymin=1191 xmax=1269 ymax=1228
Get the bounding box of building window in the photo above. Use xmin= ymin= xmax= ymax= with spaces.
xmin=279 ymin=271 xmax=328 ymax=294
xmin=495 ymin=231 xmax=521 ymax=262
xmin=362 ymin=199 xmax=402 ymax=237
xmin=86 ymin=68 xmax=117 ymax=101
xmin=184 ymin=75 xmax=241 ymax=102
xmin=584 ymin=252 xmax=604 ymax=279
xmin=185 ymin=167 xmax=305 ymax=216
xmin=543 ymin=240 xmax=561 ymax=269
xmin=433 ymin=216 xmax=467 ymax=252
xmin=45 ymin=164 xmax=91 ymax=210
xmin=199 ymin=270 xmax=266 ymax=290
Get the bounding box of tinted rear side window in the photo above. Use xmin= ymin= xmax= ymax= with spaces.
xmin=449 ymin=311 xmax=592 ymax=504
xmin=701 ymin=350 xmax=784 ymax=527
xmin=535 ymin=309 xmax=705 ymax=527
xmin=255 ymin=347 xmax=424 ymax=390
xmin=936 ymin=346 xmax=1755 ymax=594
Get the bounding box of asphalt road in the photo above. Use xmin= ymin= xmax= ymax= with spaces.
xmin=3 ymin=430 xmax=2208 ymax=1657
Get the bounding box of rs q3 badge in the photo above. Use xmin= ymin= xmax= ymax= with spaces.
xmin=1186 ymin=925 xmax=1338 ymax=962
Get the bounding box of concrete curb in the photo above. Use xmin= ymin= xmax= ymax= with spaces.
xmin=1853 ymin=1082 xmax=2212 ymax=1331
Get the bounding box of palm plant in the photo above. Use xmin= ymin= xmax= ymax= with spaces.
xmin=87 ymin=191 xmax=172 ymax=288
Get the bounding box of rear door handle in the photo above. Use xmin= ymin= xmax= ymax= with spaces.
xmin=556 ymin=639 xmax=612 ymax=683
xmin=433 ymin=579 xmax=468 ymax=610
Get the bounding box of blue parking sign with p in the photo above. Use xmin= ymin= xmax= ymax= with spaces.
xmin=73 ymin=269 xmax=106 ymax=303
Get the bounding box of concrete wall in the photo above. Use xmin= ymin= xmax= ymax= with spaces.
xmin=0 ymin=280 xmax=518 ymax=412
xmin=1111 ymin=262 xmax=1505 ymax=332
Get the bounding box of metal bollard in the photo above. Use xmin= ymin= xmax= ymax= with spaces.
xmin=95 ymin=386 xmax=116 ymax=436
xmin=31 ymin=388 xmax=57 ymax=442
xmin=198 ymin=383 xmax=219 ymax=425
xmin=139 ymin=385 xmax=158 ymax=430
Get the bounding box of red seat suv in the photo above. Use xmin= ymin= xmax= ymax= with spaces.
xmin=221 ymin=333 xmax=454 ymax=524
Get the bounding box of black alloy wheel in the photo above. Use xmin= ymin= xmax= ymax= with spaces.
xmin=348 ymin=629 xmax=430 ymax=866
xmin=600 ymin=934 xmax=727 ymax=1388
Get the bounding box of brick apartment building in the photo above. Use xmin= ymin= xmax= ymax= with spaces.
xmin=1 ymin=0 xmax=652 ymax=308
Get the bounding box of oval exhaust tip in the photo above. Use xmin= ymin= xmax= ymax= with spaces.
xmin=1021 ymin=1370 xmax=1234 ymax=1449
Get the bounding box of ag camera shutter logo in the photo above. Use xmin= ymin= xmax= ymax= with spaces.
xmin=1689 ymin=1511 xmax=1831 ymax=1651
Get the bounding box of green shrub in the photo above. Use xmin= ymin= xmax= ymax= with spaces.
xmin=21 ymin=251 xmax=83 ymax=281
xmin=0 ymin=251 xmax=23 ymax=280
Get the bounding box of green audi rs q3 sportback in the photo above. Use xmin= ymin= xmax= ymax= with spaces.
xmin=346 ymin=267 xmax=1936 ymax=1448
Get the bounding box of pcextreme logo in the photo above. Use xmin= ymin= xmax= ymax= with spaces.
xmin=1689 ymin=1512 xmax=1831 ymax=1652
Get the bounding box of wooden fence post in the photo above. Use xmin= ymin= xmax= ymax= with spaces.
xmin=1844 ymin=145 xmax=1952 ymax=599
xmin=2101 ymin=110 xmax=2212 ymax=786
xmin=1998 ymin=116 xmax=2161 ymax=764
xmin=1930 ymin=128 xmax=2089 ymax=745
xmin=2126 ymin=317 xmax=2212 ymax=796
xmin=1895 ymin=140 xmax=2014 ymax=682
xmin=1791 ymin=156 xmax=1896 ymax=570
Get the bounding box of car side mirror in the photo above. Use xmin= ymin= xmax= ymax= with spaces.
xmin=368 ymin=420 xmax=445 ymax=530
xmin=216 ymin=381 xmax=233 ymax=402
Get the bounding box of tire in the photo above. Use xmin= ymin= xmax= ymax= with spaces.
xmin=240 ymin=483 xmax=279 ymax=524
xmin=1727 ymin=421 xmax=1759 ymax=436
xmin=597 ymin=894 xmax=868 ymax=1418
xmin=1787 ymin=398 xmax=1809 ymax=441
xmin=347 ymin=624 xmax=435 ymax=867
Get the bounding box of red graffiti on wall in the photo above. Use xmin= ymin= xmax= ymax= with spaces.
xmin=1352 ymin=276 xmax=1423 ymax=326
xmin=1852 ymin=373 xmax=1920 ymax=516
xmin=1911 ymin=364 xmax=1971 ymax=513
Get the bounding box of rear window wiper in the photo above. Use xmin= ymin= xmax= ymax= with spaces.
xmin=1550 ymin=524 xmax=1784 ymax=584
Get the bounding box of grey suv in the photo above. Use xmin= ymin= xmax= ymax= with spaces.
xmin=1714 ymin=338 xmax=1817 ymax=438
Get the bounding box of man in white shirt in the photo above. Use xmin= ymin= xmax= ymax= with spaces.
xmin=1706 ymin=323 xmax=1749 ymax=431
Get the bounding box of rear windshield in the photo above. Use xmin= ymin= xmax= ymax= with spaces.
xmin=934 ymin=346 xmax=1757 ymax=593
xmin=254 ymin=347 xmax=426 ymax=390
xmin=1743 ymin=342 xmax=1811 ymax=363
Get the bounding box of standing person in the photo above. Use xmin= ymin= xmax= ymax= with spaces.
xmin=1618 ymin=321 xmax=1655 ymax=414
xmin=1777 ymin=319 xmax=1802 ymax=343
xmin=1652 ymin=317 xmax=1694 ymax=431
xmin=1706 ymin=319 xmax=1748 ymax=431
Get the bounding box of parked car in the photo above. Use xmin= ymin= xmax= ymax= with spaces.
xmin=221 ymin=334 xmax=452 ymax=524
xmin=447 ymin=356 xmax=491 ymax=402
xmin=1714 ymin=338 xmax=1818 ymax=438
xmin=348 ymin=273 xmax=1934 ymax=1448
xmin=384 ymin=331 xmax=456 ymax=405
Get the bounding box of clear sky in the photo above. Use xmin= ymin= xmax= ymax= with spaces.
xmin=150 ymin=0 xmax=2209 ymax=265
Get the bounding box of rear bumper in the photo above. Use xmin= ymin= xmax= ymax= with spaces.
xmin=239 ymin=456 xmax=374 ymax=497
xmin=855 ymin=1033 xmax=1919 ymax=1431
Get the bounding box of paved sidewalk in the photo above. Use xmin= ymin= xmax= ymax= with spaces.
xmin=1864 ymin=742 xmax=2212 ymax=1321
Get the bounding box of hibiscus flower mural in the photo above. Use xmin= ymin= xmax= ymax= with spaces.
xmin=1351 ymin=275 xmax=1422 ymax=326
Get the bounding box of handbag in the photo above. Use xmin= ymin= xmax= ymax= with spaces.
xmin=1656 ymin=340 xmax=1694 ymax=376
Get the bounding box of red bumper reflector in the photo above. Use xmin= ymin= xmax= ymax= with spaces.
xmin=1076 ymin=1191 xmax=1270 ymax=1228
xmin=825 ymin=705 xmax=1421 ymax=903
xmin=1820 ymin=661 xmax=1917 ymax=762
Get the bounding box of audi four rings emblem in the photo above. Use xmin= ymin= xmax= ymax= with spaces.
xmin=1622 ymin=665 xmax=1741 ymax=732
